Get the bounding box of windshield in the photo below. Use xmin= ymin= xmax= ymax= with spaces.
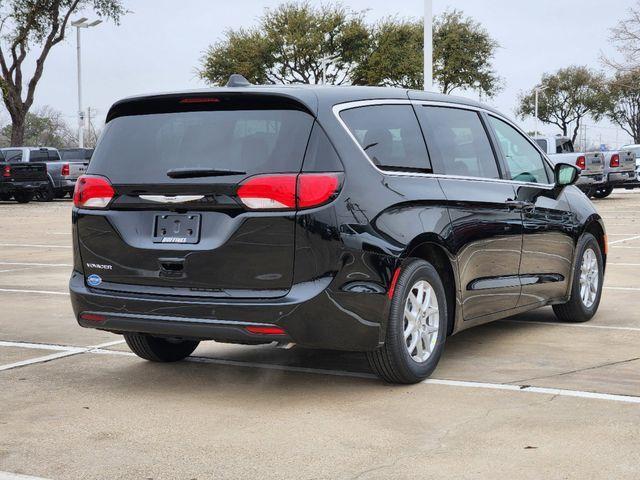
xmin=88 ymin=109 xmax=315 ymax=184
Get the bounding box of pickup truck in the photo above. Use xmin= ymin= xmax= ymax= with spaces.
xmin=0 ymin=147 xmax=88 ymax=201
xmin=592 ymin=148 xmax=637 ymax=198
xmin=533 ymin=135 xmax=605 ymax=196
xmin=622 ymin=144 xmax=640 ymax=191
xmin=0 ymin=149 xmax=49 ymax=203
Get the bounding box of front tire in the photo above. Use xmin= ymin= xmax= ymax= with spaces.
xmin=367 ymin=258 xmax=448 ymax=384
xmin=553 ymin=233 xmax=603 ymax=323
xmin=124 ymin=333 xmax=199 ymax=362
xmin=592 ymin=186 xmax=613 ymax=199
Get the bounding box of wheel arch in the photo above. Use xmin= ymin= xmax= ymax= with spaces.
xmin=583 ymin=216 xmax=607 ymax=271
xmin=401 ymin=235 xmax=458 ymax=336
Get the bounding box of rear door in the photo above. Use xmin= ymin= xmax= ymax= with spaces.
xmin=78 ymin=95 xmax=315 ymax=298
xmin=414 ymin=105 xmax=524 ymax=321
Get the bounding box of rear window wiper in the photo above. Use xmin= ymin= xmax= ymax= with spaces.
xmin=166 ymin=168 xmax=247 ymax=179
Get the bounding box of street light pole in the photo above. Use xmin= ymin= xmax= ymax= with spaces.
xmin=424 ymin=0 xmax=433 ymax=91
xmin=534 ymin=87 xmax=546 ymax=136
xmin=71 ymin=18 xmax=102 ymax=149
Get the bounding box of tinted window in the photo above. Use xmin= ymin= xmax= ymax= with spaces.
xmin=29 ymin=150 xmax=48 ymax=162
xmin=556 ymin=138 xmax=574 ymax=154
xmin=489 ymin=116 xmax=550 ymax=184
xmin=340 ymin=105 xmax=430 ymax=172
xmin=303 ymin=123 xmax=343 ymax=172
xmin=88 ymin=110 xmax=314 ymax=183
xmin=535 ymin=139 xmax=548 ymax=152
xmin=48 ymin=150 xmax=61 ymax=161
xmin=61 ymin=148 xmax=93 ymax=160
xmin=3 ymin=150 xmax=22 ymax=162
xmin=416 ymin=106 xmax=499 ymax=179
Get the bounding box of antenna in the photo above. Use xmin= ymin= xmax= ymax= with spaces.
xmin=226 ymin=74 xmax=252 ymax=88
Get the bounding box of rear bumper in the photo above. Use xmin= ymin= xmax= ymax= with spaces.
xmin=608 ymin=171 xmax=636 ymax=185
xmin=69 ymin=270 xmax=386 ymax=352
xmin=0 ymin=180 xmax=48 ymax=194
xmin=576 ymin=174 xmax=604 ymax=190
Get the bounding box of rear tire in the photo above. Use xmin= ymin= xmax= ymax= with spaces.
xmin=37 ymin=184 xmax=55 ymax=202
xmin=367 ymin=258 xmax=448 ymax=384
xmin=124 ymin=333 xmax=199 ymax=362
xmin=14 ymin=192 xmax=32 ymax=204
xmin=553 ymin=233 xmax=603 ymax=323
xmin=592 ymin=186 xmax=613 ymax=199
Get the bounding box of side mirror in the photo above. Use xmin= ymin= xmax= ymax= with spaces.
xmin=554 ymin=162 xmax=580 ymax=187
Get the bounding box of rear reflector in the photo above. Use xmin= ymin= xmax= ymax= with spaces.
xmin=61 ymin=163 xmax=70 ymax=176
xmin=576 ymin=156 xmax=586 ymax=170
xmin=80 ymin=313 xmax=107 ymax=323
xmin=237 ymin=173 xmax=341 ymax=211
xmin=388 ymin=268 xmax=402 ymax=299
xmin=245 ymin=326 xmax=287 ymax=336
xmin=610 ymin=154 xmax=620 ymax=168
xmin=2 ymin=165 xmax=10 ymax=178
xmin=73 ymin=175 xmax=115 ymax=209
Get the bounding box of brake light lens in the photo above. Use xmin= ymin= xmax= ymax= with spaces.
xmin=610 ymin=154 xmax=620 ymax=168
xmin=2 ymin=165 xmax=10 ymax=178
xmin=237 ymin=173 xmax=341 ymax=211
xmin=245 ymin=326 xmax=287 ymax=335
xmin=576 ymin=156 xmax=586 ymax=170
xmin=179 ymin=97 xmax=221 ymax=104
xmin=73 ymin=175 xmax=114 ymax=209
xmin=61 ymin=163 xmax=70 ymax=176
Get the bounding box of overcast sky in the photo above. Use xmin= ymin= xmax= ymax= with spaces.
xmin=14 ymin=0 xmax=638 ymax=146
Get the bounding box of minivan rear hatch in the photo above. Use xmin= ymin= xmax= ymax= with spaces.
xmin=77 ymin=93 xmax=316 ymax=298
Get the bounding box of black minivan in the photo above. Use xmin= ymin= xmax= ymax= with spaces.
xmin=70 ymin=80 xmax=606 ymax=384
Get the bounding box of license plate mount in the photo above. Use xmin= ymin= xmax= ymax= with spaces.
xmin=153 ymin=214 xmax=201 ymax=244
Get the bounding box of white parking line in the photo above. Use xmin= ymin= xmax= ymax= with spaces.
xmin=607 ymin=263 xmax=640 ymax=266
xmin=0 ymin=472 xmax=52 ymax=480
xmin=502 ymin=320 xmax=640 ymax=333
xmin=0 ymin=243 xmax=70 ymax=249
xmin=1 ymin=339 xmax=639 ymax=404
xmin=0 ymin=288 xmax=69 ymax=296
xmin=605 ymin=286 xmax=640 ymax=291
xmin=0 ymin=340 xmax=125 ymax=372
xmin=608 ymin=235 xmax=640 ymax=245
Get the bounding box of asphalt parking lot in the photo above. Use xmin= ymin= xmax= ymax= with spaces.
xmin=1 ymin=193 xmax=639 ymax=480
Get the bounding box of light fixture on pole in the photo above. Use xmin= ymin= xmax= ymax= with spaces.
xmin=534 ymin=86 xmax=547 ymax=137
xmin=319 ymin=54 xmax=341 ymax=85
xmin=424 ymin=0 xmax=433 ymax=91
xmin=71 ymin=17 xmax=102 ymax=149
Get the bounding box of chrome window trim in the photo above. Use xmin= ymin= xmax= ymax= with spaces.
xmin=332 ymin=99 xmax=556 ymax=190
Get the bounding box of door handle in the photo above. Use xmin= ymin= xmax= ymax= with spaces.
xmin=506 ymin=200 xmax=535 ymax=212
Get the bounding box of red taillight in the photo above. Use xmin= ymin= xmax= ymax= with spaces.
xmin=576 ymin=156 xmax=586 ymax=170
xmin=237 ymin=173 xmax=341 ymax=211
xmin=61 ymin=163 xmax=70 ymax=176
xmin=610 ymin=154 xmax=620 ymax=168
xmin=245 ymin=326 xmax=287 ymax=336
xmin=2 ymin=165 xmax=10 ymax=178
xmin=73 ymin=175 xmax=114 ymax=209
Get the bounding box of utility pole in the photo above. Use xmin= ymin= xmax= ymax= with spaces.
xmin=533 ymin=87 xmax=546 ymax=136
xmin=424 ymin=0 xmax=433 ymax=91
xmin=71 ymin=18 xmax=102 ymax=148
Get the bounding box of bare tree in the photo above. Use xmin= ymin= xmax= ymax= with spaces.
xmin=0 ymin=0 xmax=125 ymax=146
xmin=603 ymin=0 xmax=640 ymax=71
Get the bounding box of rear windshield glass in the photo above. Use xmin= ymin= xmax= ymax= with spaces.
xmin=3 ymin=149 xmax=23 ymax=163
xmin=89 ymin=110 xmax=314 ymax=183
xmin=61 ymin=149 xmax=93 ymax=160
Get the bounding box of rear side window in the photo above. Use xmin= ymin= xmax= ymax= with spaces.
xmin=489 ymin=116 xmax=550 ymax=184
xmin=535 ymin=139 xmax=548 ymax=152
xmin=302 ymin=123 xmax=343 ymax=172
xmin=340 ymin=105 xmax=431 ymax=172
xmin=88 ymin=109 xmax=315 ymax=184
xmin=416 ymin=106 xmax=499 ymax=179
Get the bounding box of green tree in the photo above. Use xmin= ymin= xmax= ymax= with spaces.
xmin=200 ymin=2 xmax=370 ymax=86
xmin=432 ymin=9 xmax=501 ymax=96
xmin=0 ymin=0 xmax=125 ymax=147
xmin=603 ymin=69 xmax=640 ymax=143
xmin=517 ymin=66 xmax=608 ymax=144
xmin=0 ymin=106 xmax=75 ymax=148
xmin=351 ymin=19 xmax=423 ymax=89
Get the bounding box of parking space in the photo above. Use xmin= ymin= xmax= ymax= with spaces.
xmin=1 ymin=194 xmax=640 ymax=479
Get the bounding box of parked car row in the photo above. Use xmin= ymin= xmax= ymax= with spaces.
xmin=0 ymin=147 xmax=93 ymax=203
xmin=533 ymin=135 xmax=638 ymax=199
